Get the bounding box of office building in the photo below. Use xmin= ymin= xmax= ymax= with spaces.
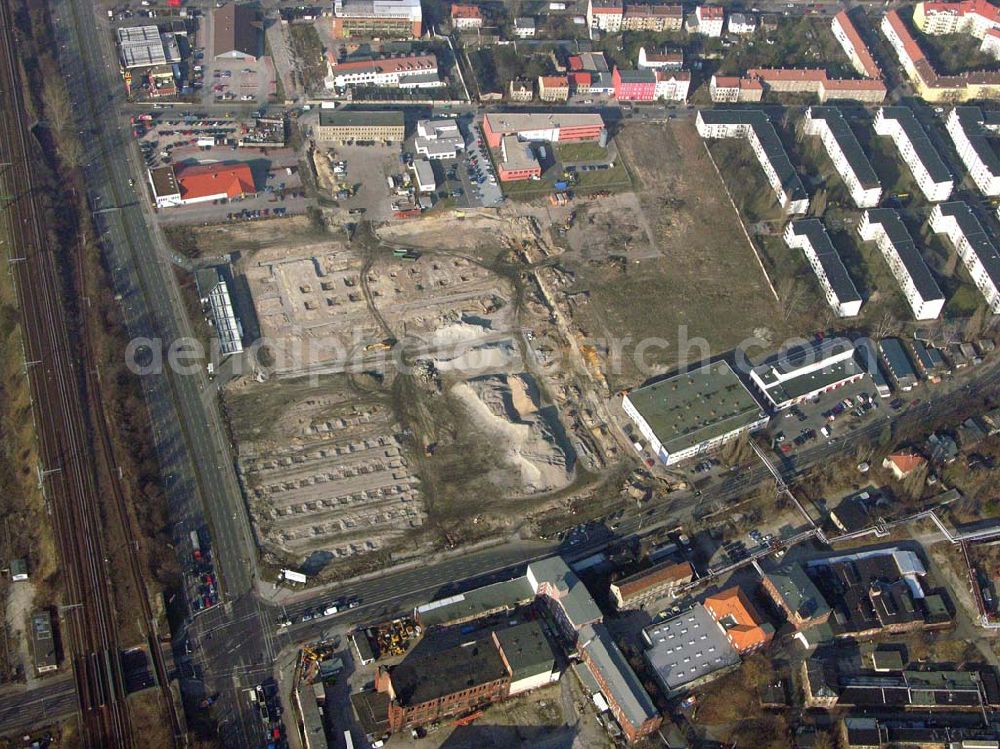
xmin=703 ymin=586 xmax=774 ymax=654
xmin=609 ymin=561 xmax=694 ymax=610
xmin=315 ymin=109 xmax=405 ymax=142
xmin=332 ymin=0 xmax=423 ymax=38
xmin=642 ymin=605 xmax=741 ymax=695
xmin=482 ymin=112 xmax=605 ymax=148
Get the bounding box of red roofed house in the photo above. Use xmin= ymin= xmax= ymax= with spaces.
xmin=914 ymin=0 xmax=1000 ymax=37
xmin=703 ymin=586 xmax=774 ymax=654
xmin=882 ymin=452 xmax=927 ymax=480
xmin=568 ymin=71 xmax=592 ymax=94
xmin=175 ymin=163 xmax=256 ymax=206
xmin=832 ymin=10 xmax=882 ymax=78
xmin=538 ymin=75 xmax=570 ymax=102
xmin=709 ymin=74 xmax=763 ymax=103
xmin=451 ymin=3 xmax=483 ymax=29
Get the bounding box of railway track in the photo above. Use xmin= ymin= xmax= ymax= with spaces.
xmin=0 ymin=0 xmax=134 ymax=745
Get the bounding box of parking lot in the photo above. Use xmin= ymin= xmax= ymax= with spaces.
xmin=321 ymin=142 xmax=402 ymax=223
xmin=197 ymin=8 xmax=277 ymax=106
xmin=764 ymin=374 xmax=883 ymax=456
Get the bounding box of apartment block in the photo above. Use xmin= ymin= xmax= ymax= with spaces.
xmin=696 ymin=109 xmax=808 ymax=213
xmin=946 ymin=107 xmax=1000 ymax=196
xmin=831 ymin=10 xmax=881 ymax=78
xmin=858 ymin=208 xmax=946 ymax=320
xmin=913 ymin=0 xmax=1000 ymax=38
xmin=804 ymin=106 xmax=882 ymax=208
xmin=654 ymin=70 xmax=690 ymax=102
xmin=591 ymin=0 xmax=623 ymax=30
xmin=874 ymin=106 xmax=953 ymax=202
xmin=693 ymin=5 xmax=725 ymax=36
xmin=621 ymin=4 xmax=683 ymax=31
xmin=784 ymin=220 xmax=863 ymax=318
xmin=929 ymin=202 xmax=1000 ymax=313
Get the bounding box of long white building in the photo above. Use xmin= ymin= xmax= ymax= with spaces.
xmin=325 ymin=53 xmax=441 ymax=90
xmin=805 ymin=107 xmax=882 ymax=208
xmin=749 ymin=338 xmax=864 ymax=410
xmin=858 ymin=208 xmax=946 ymax=320
xmin=623 ymin=361 xmax=766 ymax=466
xmin=874 ymin=107 xmax=953 ymax=202
xmin=929 ymin=202 xmax=1000 ymax=313
xmin=784 ymin=219 xmax=863 ymax=317
xmin=697 ymin=110 xmax=809 ymax=214
xmin=946 ymin=107 xmax=1000 ymax=196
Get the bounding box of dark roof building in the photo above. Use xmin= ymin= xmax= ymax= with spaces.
xmin=879 ymin=337 xmax=919 ymax=390
xmin=213 ymin=3 xmax=259 ymax=61
xmin=785 ymin=219 xmax=863 ymax=317
xmin=493 ymin=621 xmax=558 ymax=695
xmin=30 ymin=610 xmax=57 ymax=674
xmin=762 ymin=563 xmax=832 ymax=628
xmin=375 ymin=638 xmax=511 ymax=732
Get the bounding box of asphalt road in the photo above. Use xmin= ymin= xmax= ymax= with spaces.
xmin=0 ymin=679 xmax=80 ymax=738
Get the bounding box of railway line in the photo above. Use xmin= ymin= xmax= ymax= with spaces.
xmin=0 ymin=0 xmax=134 ymax=745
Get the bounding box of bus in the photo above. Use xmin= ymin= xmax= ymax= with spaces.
xmin=344 ymin=730 xmax=355 ymax=749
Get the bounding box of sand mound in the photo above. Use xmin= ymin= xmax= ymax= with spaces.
xmin=449 ymin=374 xmax=573 ymax=496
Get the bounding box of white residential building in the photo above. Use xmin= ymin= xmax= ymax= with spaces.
xmin=874 ymin=107 xmax=954 ymax=202
xmin=804 ymin=107 xmax=882 ymax=208
xmin=929 ymin=202 xmax=1000 ymax=313
xmin=784 ymin=220 xmax=863 ymax=317
xmin=694 ymin=5 xmax=725 ymax=36
xmin=325 ymin=53 xmax=442 ymax=89
xmin=831 ymin=10 xmax=882 ymax=78
xmin=858 ymin=208 xmax=946 ymax=320
xmin=947 ymin=107 xmax=1000 ymax=196
xmin=654 ymin=71 xmax=691 ymax=102
xmin=513 ymin=17 xmax=536 ymax=37
xmin=697 ymin=109 xmax=809 ymax=214
xmin=913 ymin=0 xmax=1000 ymax=38
xmin=638 ymin=46 xmax=683 ymax=70
xmin=983 ymin=27 xmax=1000 ymax=57
xmin=727 ymin=12 xmax=757 ymax=34
xmin=591 ymin=1 xmax=623 ymax=31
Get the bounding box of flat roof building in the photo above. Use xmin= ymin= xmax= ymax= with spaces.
xmin=30 ymin=610 xmax=57 ymax=674
xmin=643 ymin=605 xmax=740 ymax=695
xmin=858 ymin=208 xmax=945 ymax=320
xmin=415 ymin=577 xmax=535 ymax=628
xmin=929 ymin=201 xmax=1000 ymax=313
xmin=195 ymin=268 xmax=244 ymax=355
xmin=697 ymin=109 xmax=809 ymax=214
xmin=332 ymin=0 xmax=423 ymax=38
xmin=805 ymin=107 xmax=882 ymax=208
xmin=875 ymin=107 xmax=953 ymax=202
xmin=498 ymin=135 xmax=542 ymax=182
xmin=493 ymin=621 xmax=558 ymax=695
xmin=527 ymin=556 xmax=603 ymax=638
xmin=316 ymin=109 xmax=405 ymax=142
xmin=749 ymin=338 xmax=864 ymax=411
xmin=784 ymin=220 xmax=863 ymax=317
xmin=623 ymin=361 xmax=767 ymax=466
xmin=482 ymin=112 xmax=605 ymax=149
xmin=117 ymin=25 xmax=167 ymax=68
xmin=610 ymin=560 xmax=694 ymax=610
xmin=411 ymin=159 xmax=435 ymax=193
xmin=213 ymin=4 xmax=259 ymax=61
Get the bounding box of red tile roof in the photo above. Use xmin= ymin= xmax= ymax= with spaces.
xmin=886 ymin=452 xmax=927 ymax=475
xmin=698 ymin=5 xmax=725 ymax=18
xmin=923 ymin=0 xmax=1000 ymax=22
xmin=569 ymin=71 xmax=592 ymax=86
xmin=451 ymin=3 xmax=482 ymax=19
xmin=704 ymin=586 xmax=773 ymax=653
xmin=176 ymin=163 xmax=255 ymax=200
xmin=833 ymin=10 xmax=882 ymax=78
xmin=539 ymin=75 xmax=569 ymax=88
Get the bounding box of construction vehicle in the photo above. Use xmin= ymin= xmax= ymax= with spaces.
xmin=364 ymin=338 xmax=396 ymax=352
xmin=454 ymin=711 xmax=483 ymax=727
xmin=392 ymin=248 xmax=422 ymax=260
